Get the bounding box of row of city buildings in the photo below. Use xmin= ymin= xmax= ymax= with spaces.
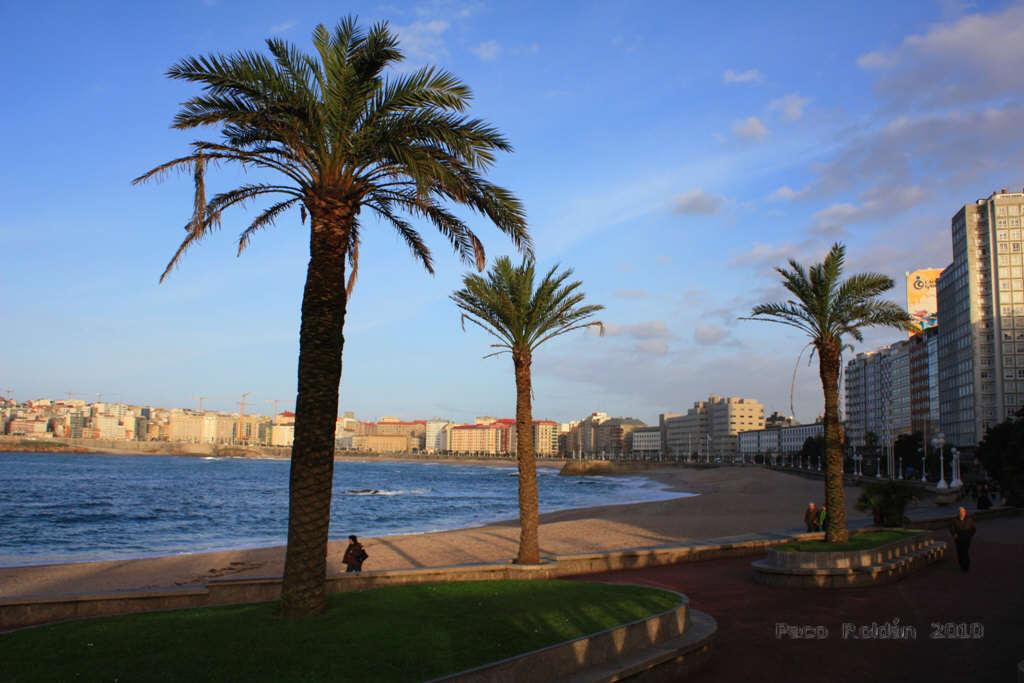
xmin=7 ymin=190 xmax=1016 ymax=461
xmin=0 ymin=399 xmax=567 ymax=456
xmin=844 ymin=188 xmax=1024 ymax=455
xmin=3 ymin=393 xmax=818 ymax=460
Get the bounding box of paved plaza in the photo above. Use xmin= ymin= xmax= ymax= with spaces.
xmin=581 ymin=514 xmax=1024 ymax=683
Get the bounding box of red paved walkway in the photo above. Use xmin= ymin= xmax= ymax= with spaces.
xmin=578 ymin=515 xmax=1024 ymax=683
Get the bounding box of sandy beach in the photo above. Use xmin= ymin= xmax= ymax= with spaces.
xmin=0 ymin=467 xmax=872 ymax=601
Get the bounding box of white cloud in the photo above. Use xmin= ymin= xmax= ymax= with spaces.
xmin=602 ymin=321 xmax=672 ymax=340
xmin=859 ymin=5 xmax=1024 ymax=105
xmin=694 ymin=325 xmax=729 ymax=346
xmin=595 ymin=321 xmax=674 ymax=357
xmin=769 ymin=185 xmax=806 ymax=202
xmin=613 ymin=289 xmax=649 ymax=299
xmin=729 ymin=242 xmax=801 ymax=268
xmin=856 ymin=50 xmax=893 ymax=69
xmin=394 ymin=19 xmax=450 ymax=63
xmin=635 ymin=340 xmax=669 ymax=356
xmin=768 ymin=93 xmax=811 ymax=121
xmin=673 ymin=188 xmax=725 ymax=215
xmin=269 ymin=20 xmax=296 ymax=34
xmin=723 ymin=68 xmax=763 ymax=84
xmin=732 ymin=116 xmax=768 ymax=141
xmin=811 ymin=185 xmax=927 ymax=236
xmin=471 ymin=40 xmax=501 ymax=61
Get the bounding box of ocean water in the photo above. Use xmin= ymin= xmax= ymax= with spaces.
xmin=0 ymin=452 xmax=690 ymax=567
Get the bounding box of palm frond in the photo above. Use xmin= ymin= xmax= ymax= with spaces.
xmin=452 ymin=257 xmax=603 ymax=357
xmin=138 ymin=14 xmax=528 ymax=285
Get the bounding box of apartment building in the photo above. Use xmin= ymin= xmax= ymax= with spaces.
xmin=738 ymin=422 xmax=824 ymax=460
xmin=630 ymin=426 xmax=662 ymax=456
xmin=594 ymin=417 xmax=647 ymax=455
xmin=424 ymin=420 xmax=452 ymax=453
xmin=937 ymin=188 xmax=1024 ymax=449
xmin=664 ymin=395 xmax=765 ymax=459
xmin=845 ymin=340 xmax=915 ymax=452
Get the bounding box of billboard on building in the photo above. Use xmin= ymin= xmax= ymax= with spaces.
xmin=905 ymin=268 xmax=942 ymax=334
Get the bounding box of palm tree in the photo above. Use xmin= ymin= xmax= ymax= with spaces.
xmin=744 ymin=243 xmax=912 ymax=543
xmin=134 ymin=18 xmax=529 ymax=616
xmin=452 ymin=257 xmax=603 ymax=564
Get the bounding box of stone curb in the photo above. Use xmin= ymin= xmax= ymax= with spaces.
xmin=763 ymin=531 xmax=933 ymax=570
xmin=752 ymin=530 xmax=949 ymax=588
xmin=427 ymin=591 xmax=709 ymax=682
xmin=1 ymin=507 xmax=1017 ymax=630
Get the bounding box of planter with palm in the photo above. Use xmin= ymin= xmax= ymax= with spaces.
xmin=744 ymin=243 xmax=913 ymax=543
xmin=135 ymin=18 xmax=529 ymax=615
xmin=452 ymin=257 xmax=603 ymax=564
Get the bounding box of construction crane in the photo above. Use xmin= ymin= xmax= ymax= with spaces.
xmin=236 ymin=392 xmax=252 ymax=444
xmin=266 ymin=399 xmax=288 ymax=418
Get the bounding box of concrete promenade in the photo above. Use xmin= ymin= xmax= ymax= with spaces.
xmin=578 ymin=514 xmax=1024 ymax=683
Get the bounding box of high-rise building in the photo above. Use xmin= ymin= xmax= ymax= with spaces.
xmin=573 ymin=412 xmax=609 ymax=456
xmin=937 ymin=188 xmax=1024 ymax=449
xmin=424 ymin=420 xmax=452 ymax=453
xmin=845 ymin=339 xmax=918 ymax=453
xmin=908 ymin=327 xmax=940 ymax=439
xmin=594 ymin=417 xmax=647 ymax=455
xmin=532 ymin=420 xmax=559 ymax=456
xmin=630 ymin=426 xmax=661 ymax=456
xmin=664 ymin=396 xmax=765 ymax=459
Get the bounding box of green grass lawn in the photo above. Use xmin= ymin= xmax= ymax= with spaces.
xmin=776 ymin=530 xmax=919 ymax=553
xmin=0 ymin=580 xmax=679 ymax=682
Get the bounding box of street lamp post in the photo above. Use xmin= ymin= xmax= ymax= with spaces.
xmin=951 ymin=447 xmax=963 ymax=488
xmin=932 ymin=432 xmax=948 ymax=490
xmin=920 ymin=445 xmax=927 ymax=483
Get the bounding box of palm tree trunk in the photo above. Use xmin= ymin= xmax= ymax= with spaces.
xmin=280 ymin=207 xmax=350 ymax=616
xmin=819 ymin=341 xmax=849 ymax=543
xmin=513 ymin=349 xmax=540 ymax=564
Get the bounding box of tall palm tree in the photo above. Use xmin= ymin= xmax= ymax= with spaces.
xmin=134 ymin=18 xmax=529 ymax=616
xmin=744 ymin=243 xmax=912 ymax=543
xmin=452 ymin=257 xmax=603 ymax=564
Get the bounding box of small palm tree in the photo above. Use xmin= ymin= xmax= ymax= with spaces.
xmin=135 ymin=18 xmax=529 ymax=615
xmin=452 ymin=257 xmax=603 ymax=563
xmin=744 ymin=243 xmax=913 ymax=543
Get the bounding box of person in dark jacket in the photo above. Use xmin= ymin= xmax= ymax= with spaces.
xmin=950 ymin=507 xmax=977 ymax=572
xmin=803 ymin=502 xmax=820 ymax=532
xmin=976 ymin=486 xmax=992 ymax=511
xmin=343 ymin=535 xmax=368 ymax=573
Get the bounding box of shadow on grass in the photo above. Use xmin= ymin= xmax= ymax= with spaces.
xmin=0 ymin=580 xmax=680 ymax=682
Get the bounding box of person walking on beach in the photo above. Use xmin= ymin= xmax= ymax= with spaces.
xmin=804 ymin=502 xmax=820 ymax=532
xmin=950 ymin=507 xmax=977 ymax=572
xmin=343 ymin=535 xmax=368 ymax=574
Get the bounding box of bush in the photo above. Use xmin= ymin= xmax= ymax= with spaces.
xmin=856 ymin=481 xmax=918 ymax=526
xmin=976 ymin=411 xmax=1024 ymax=507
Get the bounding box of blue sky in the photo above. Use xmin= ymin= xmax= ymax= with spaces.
xmin=3 ymin=0 xmax=1024 ymax=424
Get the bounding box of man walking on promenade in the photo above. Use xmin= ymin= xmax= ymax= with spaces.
xmin=343 ymin=535 xmax=369 ymax=574
xmin=951 ymin=507 xmax=977 ymax=572
xmin=804 ymin=502 xmax=819 ymax=532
